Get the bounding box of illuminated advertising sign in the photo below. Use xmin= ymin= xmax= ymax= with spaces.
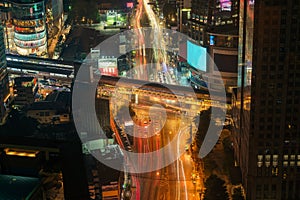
xmin=187 ymin=41 xmax=207 ymax=72
xmin=14 ymin=30 xmax=46 ymax=41
xmin=15 ymin=25 xmax=45 ymax=33
xmin=220 ymin=0 xmax=232 ymax=11
xmin=14 ymin=37 xmax=46 ymax=48
xmin=209 ymin=35 xmax=215 ymax=45
xmin=98 ymin=58 xmax=118 ymax=76
xmin=99 ymin=68 xmax=118 ymax=76
xmin=13 ymin=19 xmax=44 ymax=27
xmin=127 ymin=2 xmax=134 ymax=8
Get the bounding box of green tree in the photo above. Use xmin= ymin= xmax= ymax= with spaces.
xmin=232 ymin=187 xmax=245 ymax=200
xmin=194 ymin=107 xmax=211 ymax=149
xmin=203 ymin=175 xmax=229 ymax=200
xmin=203 ymin=156 xmax=218 ymax=172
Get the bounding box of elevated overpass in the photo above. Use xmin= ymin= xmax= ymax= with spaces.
xmin=5 ymin=54 xmax=228 ymax=105
xmin=98 ymin=75 xmax=228 ymax=107
xmin=6 ymin=54 xmax=77 ymax=81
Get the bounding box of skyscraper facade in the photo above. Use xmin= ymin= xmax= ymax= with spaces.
xmin=232 ymin=0 xmax=300 ymax=199
xmin=0 ymin=25 xmax=9 ymax=122
xmin=188 ymin=0 xmax=239 ymax=45
xmin=187 ymin=0 xmax=239 ymax=93
xmin=10 ymin=0 xmax=47 ymax=56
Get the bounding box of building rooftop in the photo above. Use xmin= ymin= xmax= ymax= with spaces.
xmin=0 ymin=174 xmax=40 ymax=200
xmin=26 ymin=90 xmax=71 ymax=112
xmin=45 ymin=90 xmax=71 ymax=108
xmin=14 ymin=76 xmax=35 ymax=87
xmin=27 ymin=101 xmax=66 ymax=111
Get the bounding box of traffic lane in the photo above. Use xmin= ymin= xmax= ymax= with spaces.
xmin=132 ymin=117 xmax=194 ymax=199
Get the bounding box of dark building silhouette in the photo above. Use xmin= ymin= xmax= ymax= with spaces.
xmin=232 ymin=0 xmax=300 ymax=199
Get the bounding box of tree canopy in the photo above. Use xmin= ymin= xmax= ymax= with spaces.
xmin=203 ymin=174 xmax=229 ymax=200
xmin=232 ymin=187 xmax=245 ymax=200
xmin=194 ymin=107 xmax=211 ymax=149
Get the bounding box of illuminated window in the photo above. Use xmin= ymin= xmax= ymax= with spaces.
xmin=283 ymin=161 xmax=288 ymax=167
xmin=257 ymin=155 xmax=263 ymax=167
xmin=265 ymin=155 xmax=271 ymax=167
xmin=272 ymin=167 xmax=278 ymax=176
xmin=284 ymin=155 xmax=289 ymax=160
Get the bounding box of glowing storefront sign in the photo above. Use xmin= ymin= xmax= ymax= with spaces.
xmin=13 ymin=19 xmax=44 ymax=27
xmin=220 ymin=0 xmax=232 ymax=11
xmin=14 ymin=37 xmax=46 ymax=48
xmin=209 ymin=35 xmax=215 ymax=45
xmin=127 ymin=2 xmax=134 ymax=8
xmin=14 ymin=30 xmax=46 ymax=41
xmin=98 ymin=58 xmax=118 ymax=76
xmin=15 ymin=25 xmax=45 ymax=34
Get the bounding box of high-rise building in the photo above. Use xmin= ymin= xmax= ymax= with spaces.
xmin=232 ymin=0 xmax=300 ymax=199
xmin=0 ymin=24 xmax=9 ymax=122
xmin=10 ymin=0 xmax=47 ymax=56
xmin=188 ymin=0 xmax=239 ymax=45
xmin=175 ymin=0 xmax=191 ymax=32
xmin=187 ymin=0 xmax=239 ymax=93
xmin=0 ymin=1 xmax=14 ymax=51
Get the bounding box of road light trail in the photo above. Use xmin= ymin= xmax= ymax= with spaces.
xmin=176 ymin=126 xmax=191 ymax=200
xmin=130 ymin=1 xmax=204 ymax=199
xmin=142 ymin=0 xmax=167 ymax=66
xmin=133 ymin=0 xmax=145 ymax=55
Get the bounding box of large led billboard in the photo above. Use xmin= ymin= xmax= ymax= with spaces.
xmin=187 ymin=41 xmax=207 ymax=72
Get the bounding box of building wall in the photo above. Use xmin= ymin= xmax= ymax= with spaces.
xmin=27 ymin=109 xmax=70 ymax=124
xmin=233 ymin=0 xmax=300 ymax=199
xmin=0 ymin=25 xmax=9 ymax=122
xmin=13 ymin=77 xmax=37 ymax=108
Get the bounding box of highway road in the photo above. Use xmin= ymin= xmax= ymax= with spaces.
xmin=108 ymin=1 xmax=209 ymax=199
xmin=116 ymin=101 xmax=204 ymax=200
xmin=110 ymin=88 xmax=205 ymax=200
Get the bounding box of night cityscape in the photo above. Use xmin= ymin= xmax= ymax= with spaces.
xmin=0 ymin=0 xmax=299 ymax=200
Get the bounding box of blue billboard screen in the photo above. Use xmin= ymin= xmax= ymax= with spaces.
xmin=187 ymin=41 xmax=207 ymax=72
